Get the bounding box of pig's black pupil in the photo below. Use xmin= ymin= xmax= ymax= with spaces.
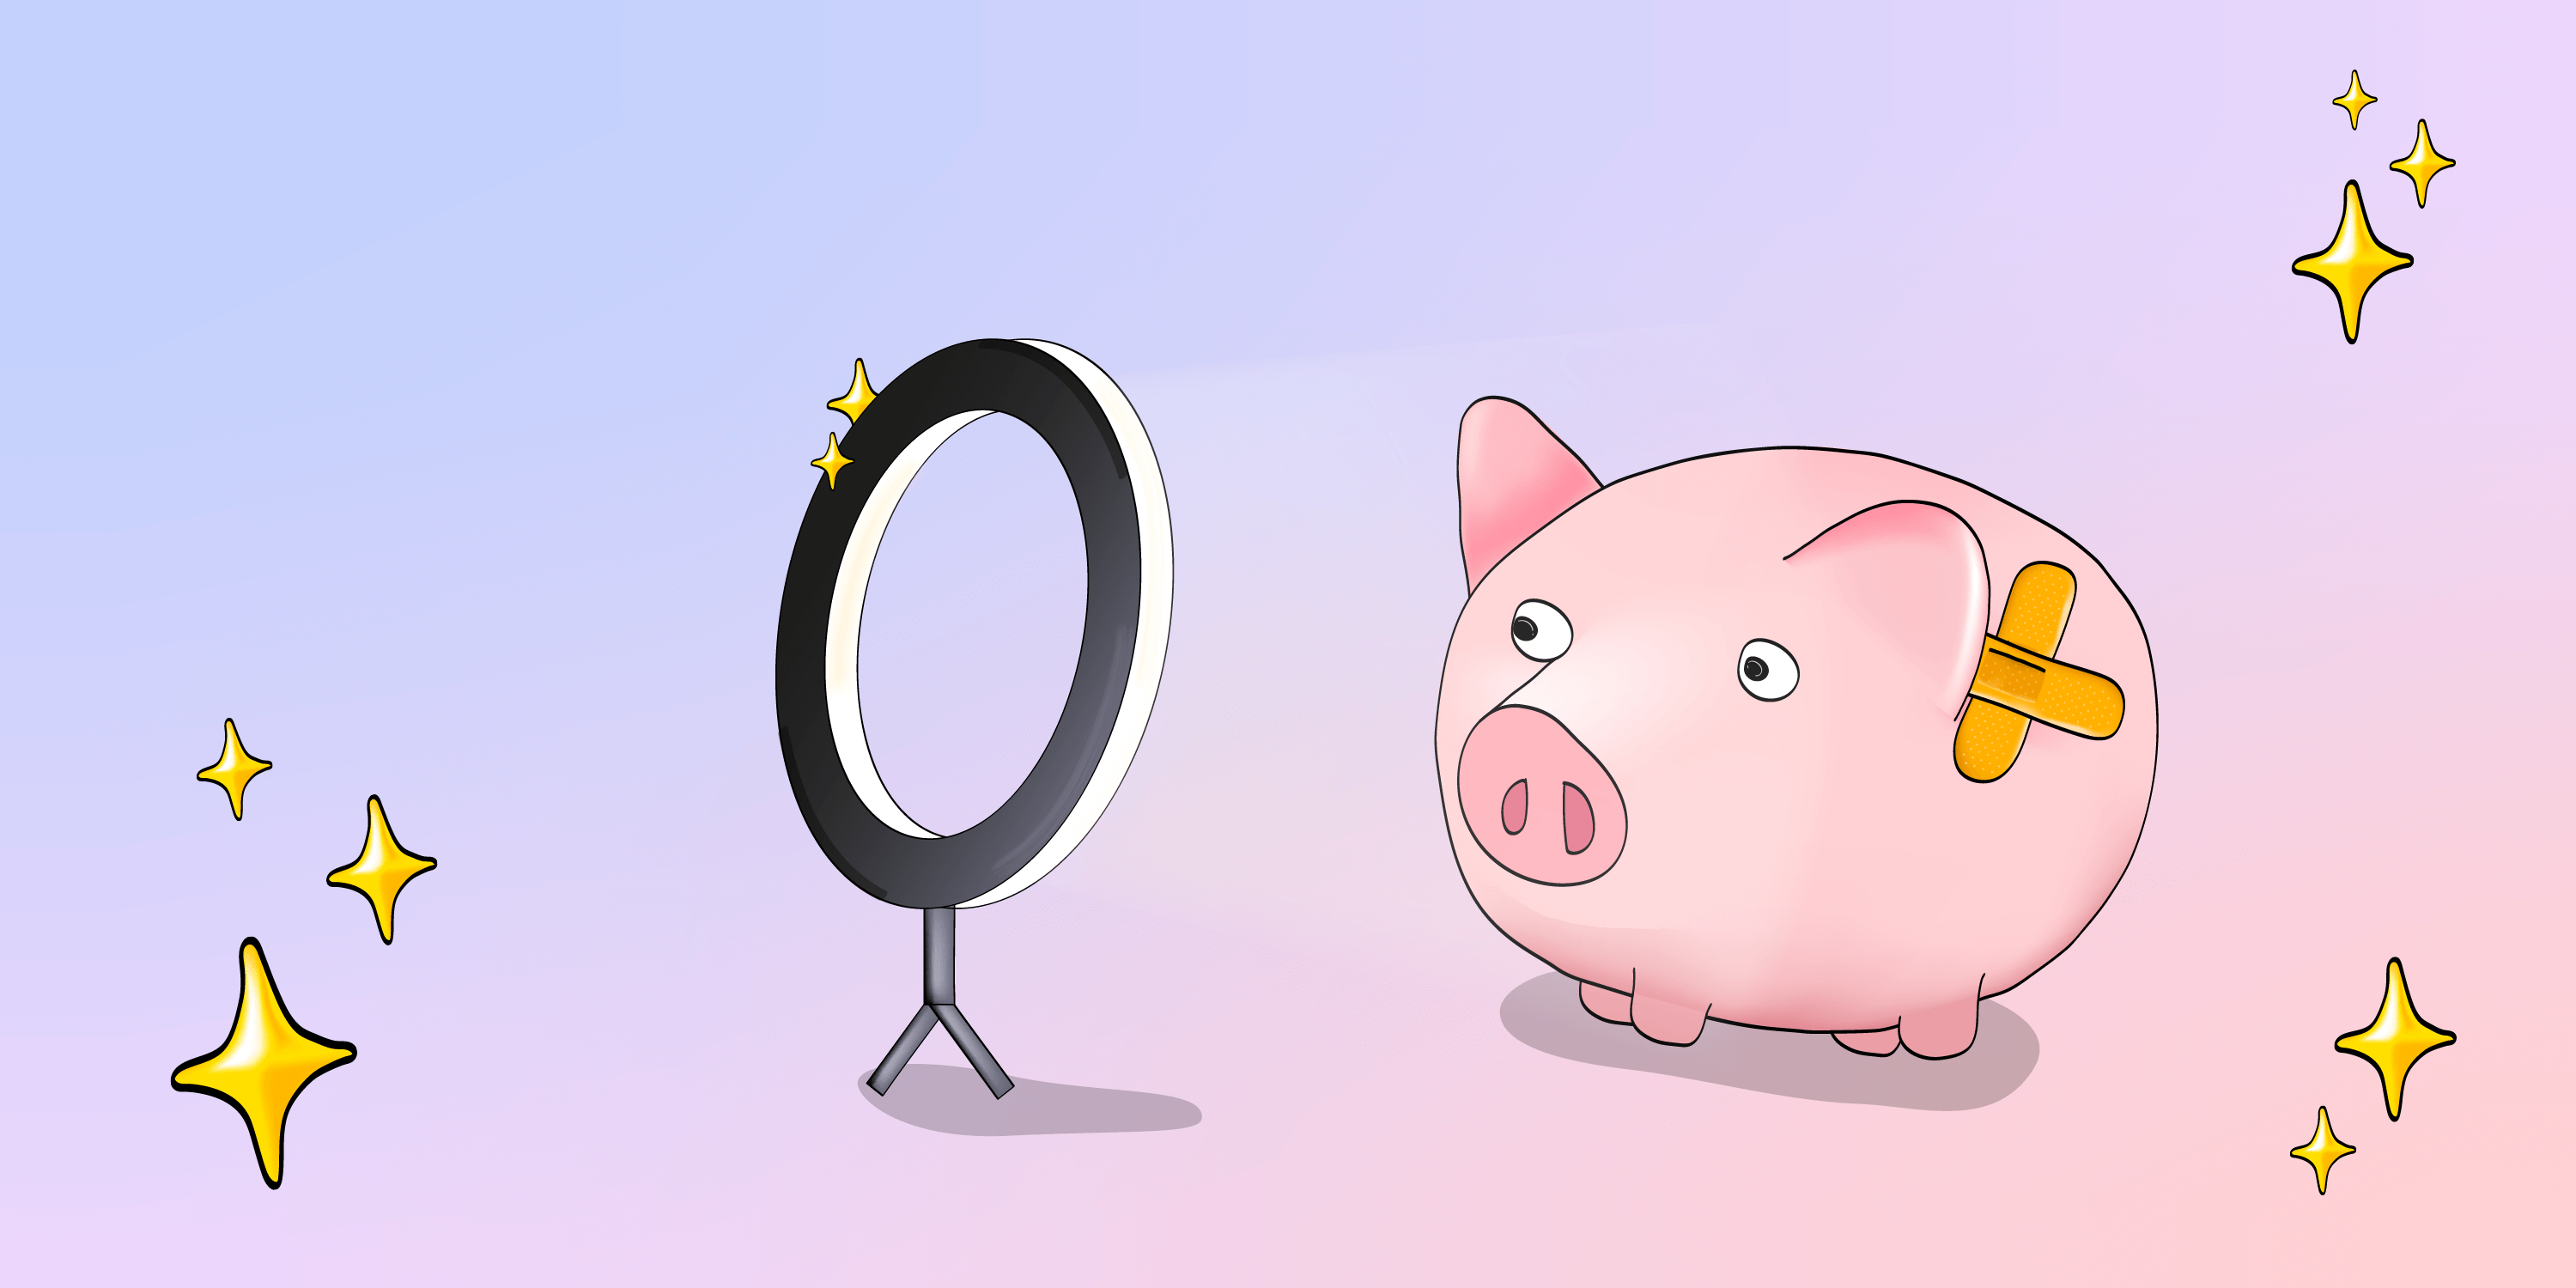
xmin=1742 ymin=656 xmax=1770 ymax=682
xmin=1512 ymin=617 xmax=1537 ymax=641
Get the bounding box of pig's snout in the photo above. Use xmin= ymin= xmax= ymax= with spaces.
xmin=1457 ymin=706 xmax=1626 ymax=885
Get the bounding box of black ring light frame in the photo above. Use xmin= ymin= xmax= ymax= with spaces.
xmin=775 ymin=338 xmax=1173 ymax=1098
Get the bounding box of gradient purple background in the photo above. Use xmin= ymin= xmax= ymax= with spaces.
xmin=3 ymin=3 xmax=2568 ymax=1282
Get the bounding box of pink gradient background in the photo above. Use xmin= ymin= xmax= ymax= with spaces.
xmin=2 ymin=3 xmax=2567 ymax=1283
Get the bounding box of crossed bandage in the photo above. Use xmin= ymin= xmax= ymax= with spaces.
xmin=1953 ymin=562 xmax=2126 ymax=782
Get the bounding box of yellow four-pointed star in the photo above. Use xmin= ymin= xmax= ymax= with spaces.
xmin=2290 ymin=1105 xmax=2355 ymax=1194
xmin=2332 ymin=70 xmax=2376 ymax=129
xmin=811 ymin=432 xmax=856 ymax=489
xmin=326 ymin=795 xmax=439 ymax=945
xmin=2336 ymin=957 xmax=2455 ymax=1120
xmin=195 ymin=718 xmax=272 ymax=820
xmin=2390 ymin=118 xmax=2456 ymax=208
xmin=826 ymin=356 xmax=877 ymax=426
xmin=2292 ymin=181 xmax=2411 ymax=343
xmin=172 ymin=939 xmax=357 ymax=1188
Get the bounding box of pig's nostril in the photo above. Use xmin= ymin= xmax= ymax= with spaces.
xmin=1500 ymin=779 xmax=1529 ymax=835
xmin=1563 ymin=782 xmax=1595 ymax=854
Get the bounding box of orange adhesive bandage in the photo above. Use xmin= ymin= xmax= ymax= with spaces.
xmin=1953 ymin=562 xmax=2126 ymax=782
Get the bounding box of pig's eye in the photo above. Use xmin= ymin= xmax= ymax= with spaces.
xmin=1738 ymin=639 xmax=1798 ymax=701
xmin=1510 ymin=600 xmax=1571 ymax=661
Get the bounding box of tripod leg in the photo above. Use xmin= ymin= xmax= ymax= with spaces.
xmin=934 ymin=1005 xmax=1015 ymax=1098
xmin=867 ymin=908 xmax=1013 ymax=1099
xmin=866 ymin=1005 xmax=939 ymax=1096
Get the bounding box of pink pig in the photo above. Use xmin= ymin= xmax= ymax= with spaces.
xmin=1436 ymin=399 xmax=2156 ymax=1058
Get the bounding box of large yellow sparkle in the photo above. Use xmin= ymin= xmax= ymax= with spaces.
xmin=2332 ymin=70 xmax=2376 ymax=129
xmin=2292 ymin=181 xmax=2411 ymax=343
xmin=825 ymin=356 xmax=877 ymax=426
xmin=195 ymin=717 xmax=272 ymax=820
xmin=171 ymin=939 xmax=357 ymax=1188
xmin=2289 ymin=1105 xmax=2355 ymax=1194
xmin=2390 ymin=118 xmax=2456 ymax=208
xmin=811 ymin=432 xmax=856 ymax=489
xmin=2336 ymin=957 xmax=2455 ymax=1121
xmin=326 ymin=795 xmax=438 ymax=945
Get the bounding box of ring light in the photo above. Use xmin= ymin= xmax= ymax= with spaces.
xmin=775 ymin=338 xmax=1172 ymax=1097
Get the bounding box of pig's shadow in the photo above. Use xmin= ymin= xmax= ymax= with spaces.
xmin=864 ymin=1064 xmax=1203 ymax=1136
xmin=1500 ymin=974 xmax=2038 ymax=1110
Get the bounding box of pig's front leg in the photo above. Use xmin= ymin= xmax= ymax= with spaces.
xmin=1832 ymin=1028 xmax=1900 ymax=1056
xmin=1576 ymin=975 xmax=1708 ymax=1044
xmin=1629 ymin=989 xmax=1711 ymax=1046
xmin=1577 ymin=980 xmax=1633 ymax=1024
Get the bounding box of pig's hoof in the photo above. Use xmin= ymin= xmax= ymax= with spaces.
xmin=1578 ymin=981 xmax=1633 ymax=1024
xmin=1629 ymin=993 xmax=1710 ymax=1046
xmin=1898 ymin=994 xmax=1981 ymax=1060
xmin=1832 ymin=1028 xmax=1901 ymax=1057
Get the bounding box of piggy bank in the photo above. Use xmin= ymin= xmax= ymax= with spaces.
xmin=1435 ymin=399 xmax=2155 ymax=1058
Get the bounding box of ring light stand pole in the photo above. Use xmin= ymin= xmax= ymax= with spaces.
xmin=867 ymin=907 xmax=1012 ymax=1097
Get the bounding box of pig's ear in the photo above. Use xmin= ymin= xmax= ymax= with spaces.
xmin=1785 ymin=501 xmax=1990 ymax=714
xmin=1459 ymin=398 xmax=1601 ymax=591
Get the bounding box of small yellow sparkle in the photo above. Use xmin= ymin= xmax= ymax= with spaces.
xmin=2336 ymin=957 xmax=2455 ymax=1121
xmin=2332 ymin=70 xmax=2376 ymax=129
xmin=2292 ymin=181 xmax=2412 ymax=343
xmin=825 ymin=356 xmax=877 ymax=427
xmin=2390 ymin=118 xmax=2456 ymax=208
xmin=171 ymin=938 xmax=357 ymax=1188
xmin=2289 ymin=1105 xmax=2355 ymax=1194
xmin=195 ymin=718 xmax=272 ymax=821
xmin=811 ymin=432 xmax=856 ymax=489
xmin=326 ymin=796 xmax=438 ymax=945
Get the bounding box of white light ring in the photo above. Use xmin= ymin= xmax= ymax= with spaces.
xmin=825 ymin=409 xmax=992 ymax=841
xmin=961 ymin=341 xmax=1172 ymax=906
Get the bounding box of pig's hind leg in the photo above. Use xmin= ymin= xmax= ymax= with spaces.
xmin=1578 ymin=980 xmax=1633 ymax=1024
xmin=1832 ymin=1028 xmax=1901 ymax=1056
xmin=1897 ymin=990 xmax=1982 ymax=1059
